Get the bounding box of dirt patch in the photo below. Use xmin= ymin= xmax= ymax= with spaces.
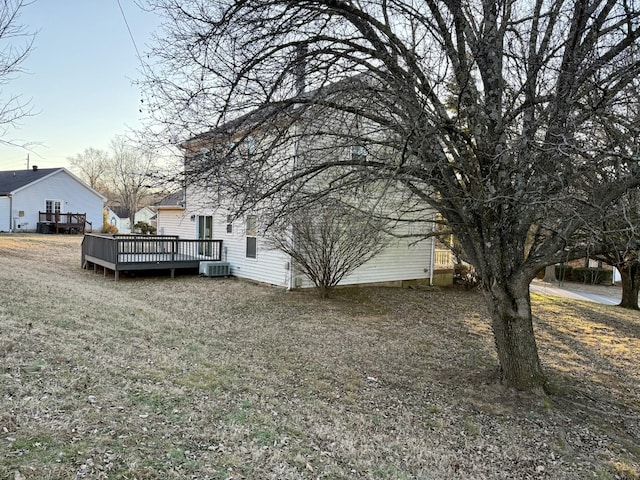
xmin=1 ymin=234 xmax=639 ymax=479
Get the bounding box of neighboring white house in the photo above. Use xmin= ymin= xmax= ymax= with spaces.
xmin=105 ymin=206 xmax=130 ymax=233
xmin=155 ymin=190 xmax=190 ymax=237
xmin=105 ymin=206 xmax=158 ymax=234
xmin=0 ymin=166 xmax=106 ymax=233
xmin=133 ymin=206 xmax=157 ymax=227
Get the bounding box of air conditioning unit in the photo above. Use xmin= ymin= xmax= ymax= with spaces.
xmin=199 ymin=261 xmax=230 ymax=277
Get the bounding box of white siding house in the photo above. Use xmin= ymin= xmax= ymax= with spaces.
xmin=105 ymin=207 xmax=129 ymax=233
xmin=0 ymin=167 xmax=106 ymax=233
xmin=133 ymin=207 xmax=157 ymax=227
xmin=157 ymin=190 xmax=294 ymax=286
xmin=155 ymin=190 xmax=193 ymax=238
xmin=156 ymin=76 xmax=439 ymax=289
xmin=156 ymin=184 xmax=435 ymax=289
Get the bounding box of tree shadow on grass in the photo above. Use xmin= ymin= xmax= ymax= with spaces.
xmin=532 ymin=294 xmax=640 ymax=449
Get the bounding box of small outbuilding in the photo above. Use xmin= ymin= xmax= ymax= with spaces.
xmin=0 ymin=166 xmax=106 ymax=233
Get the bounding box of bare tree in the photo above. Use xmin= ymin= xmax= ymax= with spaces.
xmin=142 ymin=0 xmax=640 ymax=391
xmin=574 ymin=82 xmax=640 ymax=308
xmin=615 ymin=256 xmax=640 ymax=310
xmin=0 ymin=0 xmax=35 ymax=144
xmin=104 ymin=136 xmax=158 ymax=227
xmin=67 ymin=147 xmax=110 ymax=191
xmin=590 ymin=189 xmax=640 ymax=309
xmin=268 ymin=200 xmax=390 ymax=298
xmin=68 ymin=137 xmax=162 ymax=227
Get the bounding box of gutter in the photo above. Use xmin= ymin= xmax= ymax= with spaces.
xmin=429 ymin=239 xmax=435 ymax=285
xmin=287 ymin=122 xmax=300 ymax=291
xmin=287 ymin=224 xmax=295 ymax=291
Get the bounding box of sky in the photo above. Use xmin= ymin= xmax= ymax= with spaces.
xmin=0 ymin=0 xmax=161 ymax=171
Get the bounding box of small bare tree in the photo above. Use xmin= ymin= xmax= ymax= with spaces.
xmin=68 ymin=137 xmax=160 ymax=226
xmin=67 ymin=147 xmax=110 ymax=191
xmin=268 ymin=201 xmax=390 ymax=298
xmin=106 ymin=136 xmax=158 ymax=227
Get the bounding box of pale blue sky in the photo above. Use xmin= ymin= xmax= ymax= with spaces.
xmin=0 ymin=0 xmax=160 ymax=170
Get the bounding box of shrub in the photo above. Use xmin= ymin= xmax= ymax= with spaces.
xmin=134 ymin=221 xmax=157 ymax=235
xmin=102 ymin=209 xmax=118 ymax=234
xmin=102 ymin=224 xmax=118 ymax=234
xmin=454 ymin=264 xmax=479 ymax=290
xmin=555 ymin=265 xmax=573 ymax=281
xmin=268 ymin=203 xmax=390 ymax=298
xmin=572 ymin=267 xmax=613 ymax=285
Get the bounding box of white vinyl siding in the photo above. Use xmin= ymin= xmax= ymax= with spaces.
xmin=158 ymin=195 xmax=291 ymax=286
xmin=155 ymin=208 xmax=193 ymax=238
xmin=219 ymin=209 xmax=289 ymax=285
xmin=171 ymin=152 xmax=436 ymax=288
xmin=0 ymin=197 xmax=10 ymax=231
xmin=293 ymin=236 xmax=433 ymax=288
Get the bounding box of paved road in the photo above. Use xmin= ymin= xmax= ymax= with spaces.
xmin=530 ymin=281 xmax=620 ymax=306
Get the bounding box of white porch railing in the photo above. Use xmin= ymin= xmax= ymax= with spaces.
xmin=434 ymin=249 xmax=453 ymax=268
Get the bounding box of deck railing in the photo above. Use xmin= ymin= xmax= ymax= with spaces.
xmin=434 ymin=248 xmax=453 ymax=268
xmin=81 ymin=234 xmax=222 ymax=268
xmin=39 ymin=211 xmax=91 ymax=233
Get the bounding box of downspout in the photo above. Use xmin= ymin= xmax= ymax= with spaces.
xmin=287 ymin=114 xmax=301 ymax=291
xmin=429 ymin=212 xmax=436 ymax=286
xmin=287 ymin=224 xmax=295 ymax=291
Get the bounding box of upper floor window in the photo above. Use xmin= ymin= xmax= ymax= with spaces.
xmin=351 ymin=145 xmax=367 ymax=162
xmin=226 ymin=214 xmax=234 ymax=234
xmin=246 ymin=136 xmax=256 ymax=154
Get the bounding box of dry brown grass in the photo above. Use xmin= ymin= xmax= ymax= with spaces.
xmin=1 ymin=233 xmax=639 ymax=479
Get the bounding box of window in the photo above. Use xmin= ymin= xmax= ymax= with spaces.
xmin=246 ymin=136 xmax=256 ymax=154
xmin=351 ymin=145 xmax=367 ymax=162
xmin=45 ymin=199 xmax=62 ymax=221
xmin=246 ymin=215 xmax=257 ymax=259
xmin=226 ymin=214 xmax=233 ymax=234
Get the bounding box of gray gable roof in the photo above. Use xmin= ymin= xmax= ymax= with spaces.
xmin=0 ymin=168 xmax=61 ymax=194
xmin=156 ymin=190 xmax=185 ymax=207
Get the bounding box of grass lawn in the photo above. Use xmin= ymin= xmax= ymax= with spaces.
xmin=1 ymin=234 xmax=639 ymax=479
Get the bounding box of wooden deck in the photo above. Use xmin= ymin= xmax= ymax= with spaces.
xmin=39 ymin=212 xmax=91 ymax=234
xmin=81 ymin=234 xmax=223 ymax=281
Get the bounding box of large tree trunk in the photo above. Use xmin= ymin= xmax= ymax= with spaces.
xmin=483 ymin=281 xmax=546 ymax=391
xmin=542 ymin=265 xmax=557 ymax=283
xmin=618 ymin=263 xmax=640 ymax=310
